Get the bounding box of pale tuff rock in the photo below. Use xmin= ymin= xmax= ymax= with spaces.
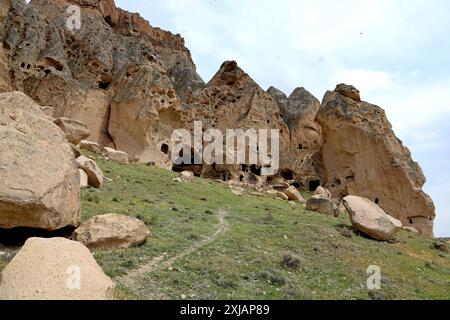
xmin=76 ymin=156 xmax=104 ymax=188
xmin=284 ymin=186 xmax=304 ymax=202
xmin=344 ymin=195 xmax=403 ymax=241
xmin=316 ymin=84 xmax=435 ymax=235
xmin=180 ymin=171 xmax=195 ymax=182
xmin=103 ymin=147 xmax=129 ymax=165
xmin=314 ymin=186 xmax=331 ymax=198
xmin=0 ymin=0 xmax=437 ymax=235
xmin=0 ymin=91 xmax=80 ymax=230
xmin=79 ymin=169 xmax=89 ymax=188
xmin=73 ymin=214 xmax=150 ymax=249
xmin=79 ymin=140 xmax=106 ymax=154
xmin=0 ymin=237 xmax=114 ymax=300
xmin=306 ymin=195 xmax=335 ymax=216
xmin=54 ymin=117 xmax=91 ymax=145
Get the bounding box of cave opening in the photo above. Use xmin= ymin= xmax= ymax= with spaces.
xmin=160 ymin=143 xmax=169 ymax=155
xmin=308 ymin=180 xmax=320 ymax=191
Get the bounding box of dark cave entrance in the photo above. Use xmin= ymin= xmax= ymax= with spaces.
xmin=308 ymin=180 xmax=321 ymax=192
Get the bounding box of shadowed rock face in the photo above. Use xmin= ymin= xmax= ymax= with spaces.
xmin=0 ymin=0 xmax=204 ymax=151
xmin=316 ymin=86 xmax=435 ymax=235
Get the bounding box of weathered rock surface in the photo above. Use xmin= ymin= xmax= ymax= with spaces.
xmin=54 ymin=117 xmax=91 ymax=145
xmin=284 ymin=186 xmax=304 ymax=202
xmin=0 ymin=91 xmax=80 ymax=230
xmin=306 ymin=195 xmax=335 ymax=216
xmin=180 ymin=171 xmax=194 ymax=182
xmin=80 ymin=140 xmax=105 ymax=154
xmin=0 ymin=237 xmax=114 ymax=300
xmin=0 ymin=0 xmax=437 ymax=235
xmin=73 ymin=214 xmax=150 ymax=249
xmin=79 ymin=169 xmax=88 ymax=188
xmin=76 ymin=156 xmax=104 ymax=188
xmin=316 ymin=85 xmax=435 ymax=235
xmin=104 ymin=147 xmax=129 ymax=165
xmin=344 ymin=195 xmax=402 ymax=241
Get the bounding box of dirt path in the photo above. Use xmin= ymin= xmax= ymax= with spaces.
xmin=115 ymin=209 xmax=229 ymax=299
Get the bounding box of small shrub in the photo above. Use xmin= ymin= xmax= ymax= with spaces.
xmin=281 ymin=252 xmax=301 ymax=270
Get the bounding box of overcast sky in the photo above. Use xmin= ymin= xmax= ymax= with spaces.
xmin=116 ymin=0 xmax=450 ymax=236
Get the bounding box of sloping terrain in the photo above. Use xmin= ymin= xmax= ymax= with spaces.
xmin=31 ymin=152 xmax=448 ymax=300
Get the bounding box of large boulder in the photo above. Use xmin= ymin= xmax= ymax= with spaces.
xmin=343 ymin=195 xmax=402 ymax=241
xmin=316 ymin=84 xmax=435 ymax=235
xmin=0 ymin=92 xmax=80 ymax=230
xmin=0 ymin=237 xmax=114 ymax=300
xmin=54 ymin=117 xmax=91 ymax=145
xmin=76 ymin=156 xmax=104 ymax=188
xmin=73 ymin=214 xmax=150 ymax=250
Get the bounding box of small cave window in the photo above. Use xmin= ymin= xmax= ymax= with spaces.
xmin=281 ymin=170 xmax=294 ymax=181
xmin=298 ymin=144 xmax=303 ymax=150
xmin=409 ymin=219 xmax=414 ymax=224
xmin=308 ymin=180 xmax=320 ymax=192
xmin=375 ymin=198 xmax=380 ymax=204
xmin=160 ymin=143 xmax=169 ymax=155
xmin=98 ymin=81 xmax=111 ymax=90
xmin=239 ymin=175 xmax=244 ymax=182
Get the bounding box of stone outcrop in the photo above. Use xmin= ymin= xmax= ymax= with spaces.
xmin=0 ymin=237 xmax=114 ymax=300
xmin=73 ymin=213 xmax=150 ymax=249
xmin=104 ymin=147 xmax=129 ymax=165
xmin=0 ymin=0 xmax=437 ymax=235
xmin=316 ymin=85 xmax=435 ymax=235
xmin=0 ymin=91 xmax=80 ymax=230
xmin=344 ymin=195 xmax=402 ymax=241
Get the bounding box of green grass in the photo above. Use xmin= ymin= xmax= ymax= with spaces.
xmin=78 ymin=152 xmax=450 ymax=300
xmin=3 ymin=150 xmax=448 ymax=300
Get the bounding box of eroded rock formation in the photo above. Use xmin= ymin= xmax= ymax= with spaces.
xmin=316 ymin=85 xmax=435 ymax=235
xmin=0 ymin=0 xmax=436 ymax=234
xmin=0 ymin=91 xmax=80 ymax=230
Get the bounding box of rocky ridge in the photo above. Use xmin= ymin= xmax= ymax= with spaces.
xmin=0 ymin=0 xmax=436 ymax=235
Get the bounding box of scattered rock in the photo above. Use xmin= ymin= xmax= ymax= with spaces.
xmin=344 ymin=195 xmax=402 ymax=241
xmin=317 ymin=86 xmax=435 ymax=235
xmin=104 ymin=147 xmax=129 ymax=165
xmin=230 ymin=186 xmax=244 ymax=196
xmin=306 ymin=195 xmax=334 ymax=216
xmin=54 ymin=117 xmax=91 ymax=145
xmin=76 ymin=156 xmax=104 ymax=188
xmin=276 ymin=192 xmax=289 ymax=201
xmin=73 ymin=214 xmax=150 ymax=250
xmin=0 ymin=92 xmax=80 ymax=230
xmin=79 ymin=140 xmax=106 ymax=154
xmin=180 ymin=171 xmax=194 ymax=182
xmin=281 ymin=253 xmax=301 ymax=270
xmin=314 ymin=186 xmax=331 ymax=198
xmin=402 ymin=226 xmax=420 ymax=234
xmin=284 ymin=186 xmax=304 ymax=202
xmin=79 ymin=169 xmax=89 ymax=188
xmin=0 ymin=238 xmax=114 ymax=300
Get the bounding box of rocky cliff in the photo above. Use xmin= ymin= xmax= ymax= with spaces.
xmin=0 ymin=0 xmax=435 ymax=234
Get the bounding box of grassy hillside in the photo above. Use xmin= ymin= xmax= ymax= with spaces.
xmin=1 ymin=152 xmax=449 ymax=300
